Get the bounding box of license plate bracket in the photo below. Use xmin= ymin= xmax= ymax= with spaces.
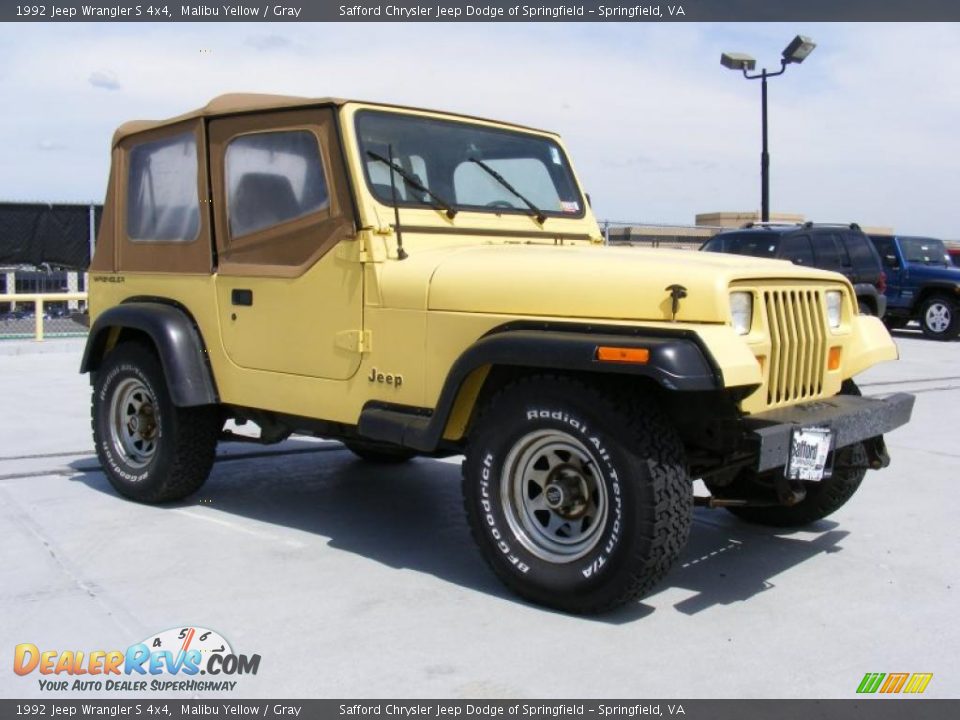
xmin=785 ymin=427 xmax=833 ymax=482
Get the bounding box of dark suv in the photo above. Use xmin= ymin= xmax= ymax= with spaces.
xmin=868 ymin=234 xmax=960 ymax=340
xmin=702 ymin=222 xmax=886 ymax=317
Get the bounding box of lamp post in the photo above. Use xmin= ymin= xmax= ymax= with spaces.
xmin=721 ymin=35 xmax=816 ymax=223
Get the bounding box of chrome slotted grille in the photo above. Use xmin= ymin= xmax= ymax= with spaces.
xmin=763 ymin=289 xmax=827 ymax=407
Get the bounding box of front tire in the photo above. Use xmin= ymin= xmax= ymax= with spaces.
xmin=712 ymin=380 xmax=869 ymax=528
xmin=719 ymin=443 xmax=868 ymax=528
xmin=920 ymin=295 xmax=960 ymax=340
xmin=92 ymin=342 xmax=220 ymax=503
xmin=462 ymin=375 xmax=692 ymax=614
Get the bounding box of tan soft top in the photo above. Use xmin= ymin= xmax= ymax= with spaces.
xmin=112 ymin=93 xmax=346 ymax=145
xmin=112 ymin=93 xmax=554 ymax=146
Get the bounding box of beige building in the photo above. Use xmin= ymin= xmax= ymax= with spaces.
xmin=604 ymin=211 xmax=896 ymax=249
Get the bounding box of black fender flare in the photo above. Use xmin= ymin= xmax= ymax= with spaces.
xmin=359 ymin=328 xmax=720 ymax=451
xmin=917 ymin=282 xmax=960 ymax=307
xmin=80 ymin=302 xmax=218 ymax=407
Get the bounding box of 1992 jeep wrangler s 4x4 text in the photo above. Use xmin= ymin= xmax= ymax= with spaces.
xmin=82 ymin=95 xmax=914 ymax=613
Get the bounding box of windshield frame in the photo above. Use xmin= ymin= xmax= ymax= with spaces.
xmin=353 ymin=108 xmax=587 ymax=221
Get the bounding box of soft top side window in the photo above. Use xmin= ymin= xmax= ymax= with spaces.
xmin=127 ymin=132 xmax=200 ymax=242
xmin=225 ymin=130 xmax=329 ymax=238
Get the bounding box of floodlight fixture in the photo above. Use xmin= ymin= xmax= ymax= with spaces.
xmin=721 ymin=52 xmax=757 ymax=72
xmin=782 ymin=35 xmax=816 ymax=64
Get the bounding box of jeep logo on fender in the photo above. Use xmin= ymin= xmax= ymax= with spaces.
xmin=367 ymin=367 xmax=403 ymax=389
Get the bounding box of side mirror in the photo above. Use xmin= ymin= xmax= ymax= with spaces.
xmin=884 ymin=254 xmax=900 ymax=269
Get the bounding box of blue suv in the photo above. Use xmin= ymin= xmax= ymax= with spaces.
xmin=868 ymin=235 xmax=960 ymax=340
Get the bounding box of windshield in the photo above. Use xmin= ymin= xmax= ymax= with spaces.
xmin=355 ymin=110 xmax=585 ymax=218
xmin=901 ymin=237 xmax=950 ymax=266
xmin=702 ymin=231 xmax=779 ymax=258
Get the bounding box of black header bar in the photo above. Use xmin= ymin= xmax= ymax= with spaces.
xmin=2 ymin=0 xmax=959 ymax=22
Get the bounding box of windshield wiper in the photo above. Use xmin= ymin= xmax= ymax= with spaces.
xmin=468 ymin=157 xmax=547 ymax=224
xmin=366 ymin=151 xmax=457 ymax=219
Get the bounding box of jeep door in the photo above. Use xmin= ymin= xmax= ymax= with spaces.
xmin=209 ymin=107 xmax=362 ymax=380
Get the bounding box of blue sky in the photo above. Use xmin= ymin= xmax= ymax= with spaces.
xmin=1 ymin=22 xmax=958 ymax=237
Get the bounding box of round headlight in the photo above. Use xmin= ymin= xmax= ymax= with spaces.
xmin=826 ymin=290 xmax=842 ymax=328
xmin=730 ymin=292 xmax=753 ymax=335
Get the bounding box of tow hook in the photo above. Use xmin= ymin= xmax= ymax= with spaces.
xmin=863 ymin=436 xmax=890 ymax=470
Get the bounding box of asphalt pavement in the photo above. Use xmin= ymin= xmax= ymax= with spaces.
xmin=0 ymin=329 xmax=956 ymax=699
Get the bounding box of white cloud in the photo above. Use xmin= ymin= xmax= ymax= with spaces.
xmin=88 ymin=69 xmax=121 ymax=91
xmin=0 ymin=22 xmax=957 ymax=237
xmin=36 ymin=140 xmax=66 ymax=151
xmin=245 ymin=34 xmax=292 ymax=51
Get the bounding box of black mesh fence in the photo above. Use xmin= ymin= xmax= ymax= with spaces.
xmin=0 ymin=202 xmax=100 ymax=270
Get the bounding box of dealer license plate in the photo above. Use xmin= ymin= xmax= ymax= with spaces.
xmin=786 ymin=427 xmax=832 ymax=482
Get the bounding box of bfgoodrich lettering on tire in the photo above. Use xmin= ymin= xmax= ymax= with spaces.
xmin=462 ymin=375 xmax=692 ymax=614
xmin=92 ymin=342 xmax=221 ymax=503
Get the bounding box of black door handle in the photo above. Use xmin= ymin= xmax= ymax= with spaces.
xmin=231 ymin=289 xmax=253 ymax=306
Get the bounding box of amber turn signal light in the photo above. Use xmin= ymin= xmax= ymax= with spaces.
xmin=828 ymin=346 xmax=842 ymax=371
xmin=596 ymin=346 xmax=650 ymax=364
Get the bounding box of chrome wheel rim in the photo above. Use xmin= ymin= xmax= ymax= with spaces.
xmin=925 ymin=302 xmax=951 ymax=333
xmin=501 ymin=429 xmax=608 ymax=563
xmin=109 ymin=378 xmax=159 ymax=470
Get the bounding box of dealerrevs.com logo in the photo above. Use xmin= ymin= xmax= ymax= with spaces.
xmin=14 ymin=627 xmax=261 ymax=693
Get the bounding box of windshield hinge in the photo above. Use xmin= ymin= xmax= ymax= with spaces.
xmin=335 ymin=329 xmax=372 ymax=354
xmin=336 ymin=242 xmax=370 ymax=263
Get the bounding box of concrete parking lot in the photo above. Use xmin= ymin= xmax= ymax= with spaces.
xmin=1 ymin=330 xmax=957 ymax=699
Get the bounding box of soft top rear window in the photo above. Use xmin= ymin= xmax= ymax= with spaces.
xmin=127 ymin=132 xmax=200 ymax=243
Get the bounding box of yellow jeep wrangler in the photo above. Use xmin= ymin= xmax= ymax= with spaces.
xmin=81 ymin=94 xmax=914 ymax=613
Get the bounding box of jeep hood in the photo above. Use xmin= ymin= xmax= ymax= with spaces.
xmin=379 ymin=244 xmax=844 ymax=323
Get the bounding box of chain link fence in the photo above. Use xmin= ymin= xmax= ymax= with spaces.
xmin=599 ymin=220 xmax=723 ymax=250
xmin=0 ymin=293 xmax=88 ymax=340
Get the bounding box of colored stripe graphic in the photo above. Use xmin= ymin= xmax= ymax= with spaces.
xmin=857 ymin=673 xmax=885 ymax=694
xmin=903 ymin=673 xmax=933 ymax=694
xmin=880 ymin=673 xmax=909 ymax=693
xmin=857 ymin=672 xmax=933 ymax=694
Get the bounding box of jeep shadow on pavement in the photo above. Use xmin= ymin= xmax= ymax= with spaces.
xmin=68 ymin=442 xmax=854 ymax=622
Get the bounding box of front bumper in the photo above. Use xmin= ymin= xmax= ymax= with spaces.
xmin=744 ymin=392 xmax=915 ymax=472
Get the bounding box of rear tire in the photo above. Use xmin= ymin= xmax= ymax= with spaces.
xmin=92 ymin=342 xmax=220 ymax=503
xmin=920 ymin=295 xmax=960 ymax=340
xmin=462 ymin=375 xmax=692 ymax=614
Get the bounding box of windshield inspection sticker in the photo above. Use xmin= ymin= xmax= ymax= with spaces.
xmin=786 ymin=427 xmax=832 ymax=482
xmin=560 ymin=201 xmax=580 ymax=213
xmin=549 ymin=146 xmax=562 ymax=165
